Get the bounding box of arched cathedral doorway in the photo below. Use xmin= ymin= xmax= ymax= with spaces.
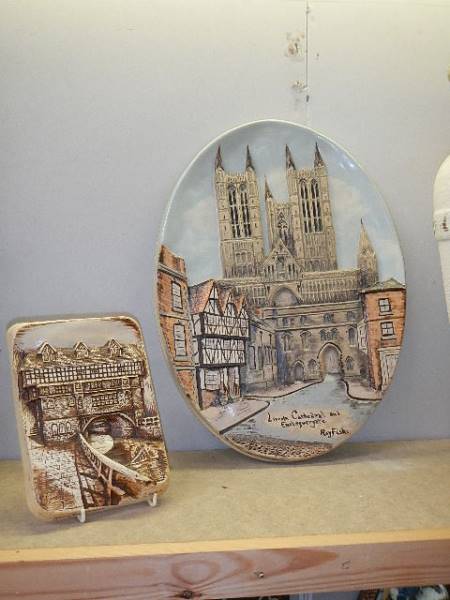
xmin=319 ymin=344 xmax=342 ymax=375
xmin=293 ymin=361 xmax=304 ymax=382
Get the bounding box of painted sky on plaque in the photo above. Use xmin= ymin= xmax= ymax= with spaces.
xmin=162 ymin=121 xmax=405 ymax=286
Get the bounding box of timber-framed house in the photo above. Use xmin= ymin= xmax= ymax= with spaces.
xmin=189 ymin=280 xmax=249 ymax=409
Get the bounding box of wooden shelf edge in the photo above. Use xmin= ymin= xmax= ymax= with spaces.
xmin=1 ymin=526 xmax=450 ymax=563
xmin=1 ymin=528 xmax=450 ymax=599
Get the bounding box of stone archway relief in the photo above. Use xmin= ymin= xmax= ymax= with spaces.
xmin=82 ymin=412 xmax=137 ymax=434
xmin=293 ymin=361 xmax=305 ymax=381
xmin=319 ymin=343 xmax=343 ymax=375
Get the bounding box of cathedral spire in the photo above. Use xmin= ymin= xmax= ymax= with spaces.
xmin=358 ymin=220 xmax=379 ymax=287
xmin=264 ymin=176 xmax=273 ymax=199
xmin=246 ymin=145 xmax=254 ymax=170
xmin=285 ymin=144 xmax=296 ymax=170
xmin=314 ymin=142 xmax=325 ymax=168
xmin=215 ymin=146 xmax=223 ymax=170
xmin=358 ymin=220 xmax=373 ymax=252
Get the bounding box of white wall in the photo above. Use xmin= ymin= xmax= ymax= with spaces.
xmin=1 ymin=0 xmax=449 ymax=458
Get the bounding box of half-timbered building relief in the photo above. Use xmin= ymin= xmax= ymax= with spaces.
xmin=16 ymin=339 xmax=160 ymax=445
xmin=11 ymin=316 xmax=170 ymax=515
xmin=157 ymin=244 xmax=199 ymax=407
xmin=189 ymin=279 xmax=249 ymax=409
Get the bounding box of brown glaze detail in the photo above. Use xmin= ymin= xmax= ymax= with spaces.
xmin=8 ymin=315 xmax=169 ymax=520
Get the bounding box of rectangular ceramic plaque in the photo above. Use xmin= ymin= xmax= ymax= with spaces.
xmin=8 ymin=314 xmax=169 ymax=520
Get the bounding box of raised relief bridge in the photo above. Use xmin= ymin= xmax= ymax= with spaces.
xmin=78 ymin=433 xmax=150 ymax=506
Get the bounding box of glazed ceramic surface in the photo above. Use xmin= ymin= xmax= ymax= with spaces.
xmin=158 ymin=120 xmax=406 ymax=462
xmin=8 ymin=315 xmax=169 ymax=519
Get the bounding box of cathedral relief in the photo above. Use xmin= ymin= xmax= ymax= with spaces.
xmin=159 ymin=121 xmax=406 ymax=462
xmin=262 ymin=238 xmax=300 ymax=283
xmin=215 ymin=143 xmax=376 ymax=308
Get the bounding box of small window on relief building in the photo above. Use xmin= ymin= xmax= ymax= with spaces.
xmin=380 ymin=321 xmax=395 ymax=337
xmin=378 ymin=298 xmax=391 ymax=314
xmin=172 ymin=282 xmax=183 ymax=310
xmin=173 ymin=324 xmax=187 ymax=357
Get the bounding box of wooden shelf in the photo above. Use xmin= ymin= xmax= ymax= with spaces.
xmin=1 ymin=439 xmax=450 ymax=599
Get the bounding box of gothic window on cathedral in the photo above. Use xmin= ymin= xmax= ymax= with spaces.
xmin=240 ymin=185 xmax=252 ymax=237
xmin=300 ymin=179 xmax=308 ymax=199
xmin=228 ymin=186 xmax=241 ymax=238
xmin=308 ymin=359 xmax=318 ymax=374
xmin=313 ymin=199 xmax=323 ymax=232
xmin=345 ymin=356 xmax=354 ymax=371
xmin=321 ymin=329 xmax=338 ymax=341
xmin=282 ymin=334 xmax=291 ymax=351
xmin=311 ymin=200 xmax=317 ymax=227
xmin=306 ymin=201 xmax=312 ymax=232
xmin=347 ymin=311 xmax=356 ymax=321
xmin=348 ymin=327 xmax=356 ymax=346
xmin=304 ymin=185 xmax=322 ymax=233
xmin=302 ymin=200 xmax=311 ymax=233
xmin=324 ymin=313 xmax=334 ymax=323
xmin=301 ymin=331 xmax=311 ymax=350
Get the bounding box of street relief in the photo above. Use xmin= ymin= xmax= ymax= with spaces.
xmin=8 ymin=315 xmax=169 ymax=519
xmin=158 ymin=120 xmax=406 ymax=462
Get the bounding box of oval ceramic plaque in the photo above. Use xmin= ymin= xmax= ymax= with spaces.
xmin=157 ymin=120 xmax=406 ymax=462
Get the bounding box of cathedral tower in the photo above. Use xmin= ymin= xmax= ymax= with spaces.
xmin=215 ymin=146 xmax=265 ymax=279
xmin=265 ymin=177 xmax=294 ymax=253
xmin=358 ymin=221 xmax=379 ymax=287
xmin=286 ymin=143 xmax=338 ymax=272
